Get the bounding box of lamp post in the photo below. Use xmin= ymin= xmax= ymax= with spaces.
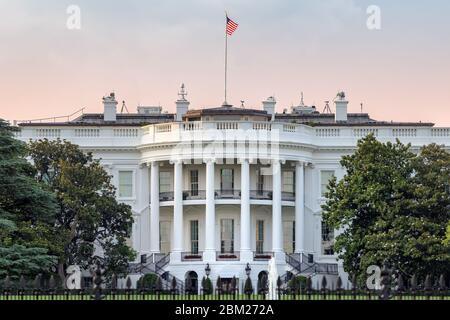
xmin=245 ymin=263 xmax=251 ymax=277
xmin=244 ymin=263 xmax=252 ymax=297
xmin=203 ymin=263 xmax=212 ymax=296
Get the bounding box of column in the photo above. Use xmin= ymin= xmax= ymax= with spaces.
xmin=295 ymin=162 xmax=305 ymax=254
xmin=204 ymin=159 xmax=216 ymax=261
xmin=240 ymin=158 xmax=252 ymax=261
xmin=150 ymin=161 xmax=160 ymax=253
xmin=171 ymin=160 xmax=183 ymax=262
xmin=272 ymin=160 xmax=284 ymax=262
xmin=139 ymin=164 xmax=151 ymax=254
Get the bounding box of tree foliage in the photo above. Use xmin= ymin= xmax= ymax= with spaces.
xmin=0 ymin=119 xmax=57 ymax=277
xmin=27 ymin=139 xmax=136 ymax=281
xmin=322 ymin=135 xmax=450 ymax=282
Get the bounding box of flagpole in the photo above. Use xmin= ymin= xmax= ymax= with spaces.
xmin=224 ymin=13 xmax=228 ymax=105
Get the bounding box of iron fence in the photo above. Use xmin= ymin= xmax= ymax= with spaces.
xmin=0 ymin=273 xmax=448 ymax=301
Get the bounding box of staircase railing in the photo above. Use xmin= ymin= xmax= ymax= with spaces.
xmin=128 ymin=253 xmax=185 ymax=292
xmin=286 ymin=253 xmax=338 ymax=276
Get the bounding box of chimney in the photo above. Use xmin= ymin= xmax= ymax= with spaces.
xmin=176 ymin=84 xmax=190 ymax=121
xmin=262 ymin=96 xmax=276 ymax=120
xmin=103 ymin=92 xmax=118 ymax=122
xmin=334 ymin=91 xmax=348 ymax=122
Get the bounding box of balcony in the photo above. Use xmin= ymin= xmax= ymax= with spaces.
xmin=181 ymin=251 xmax=203 ymax=262
xmin=215 ymin=190 xmax=241 ymax=200
xmin=216 ymin=251 xmax=240 ymax=261
xmin=159 ymin=192 xmax=174 ymax=202
xmin=183 ymin=190 xmax=206 ymax=200
xmin=282 ymin=192 xmax=295 ymax=202
xmin=159 ymin=190 xmax=295 ymax=202
xmin=250 ymin=190 xmax=272 ymax=200
xmin=253 ymin=251 xmax=274 ymax=261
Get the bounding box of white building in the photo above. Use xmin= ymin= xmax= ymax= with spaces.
xmin=15 ymin=88 xmax=450 ymax=292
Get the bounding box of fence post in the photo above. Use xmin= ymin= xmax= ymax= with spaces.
xmin=306 ymin=277 xmax=312 ymax=300
xmin=111 ymin=274 xmax=117 ymax=300
xmin=336 ymin=276 xmax=342 ymax=300
xmin=351 ymin=275 xmax=358 ymax=300
xmin=126 ymin=276 xmax=132 ymax=300
xmin=396 ymin=274 xmax=405 ymax=300
xmin=438 ymin=274 xmax=447 ymax=300
xmin=410 ymin=274 xmax=418 ymax=300
xmin=379 ymin=261 xmax=392 ymax=300
xmin=48 ymin=275 xmax=55 ymax=300
xmin=321 ymin=276 xmax=327 ymax=300
xmin=3 ymin=275 xmax=11 ymax=301
xmin=171 ymin=277 xmax=177 ymax=300
xmin=278 ymin=276 xmax=284 ymax=300
xmin=424 ymin=275 xmax=432 ymax=300
xmin=19 ymin=275 xmax=26 ymax=300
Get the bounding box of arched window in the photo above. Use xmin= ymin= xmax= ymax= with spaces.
xmin=185 ymin=271 xmax=199 ymax=294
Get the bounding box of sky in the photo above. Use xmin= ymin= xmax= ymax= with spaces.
xmin=1 ymin=0 xmax=450 ymax=125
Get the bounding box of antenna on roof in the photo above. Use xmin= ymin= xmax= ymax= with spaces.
xmin=240 ymin=100 xmax=245 ymax=108
xmin=360 ymin=102 xmax=363 ymax=113
xmin=120 ymin=101 xmax=129 ymax=114
xmin=300 ymin=92 xmax=305 ymax=106
xmin=323 ymin=101 xmax=332 ymax=114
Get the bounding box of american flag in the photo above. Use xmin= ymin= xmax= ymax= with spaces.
xmin=226 ymin=16 xmax=238 ymax=36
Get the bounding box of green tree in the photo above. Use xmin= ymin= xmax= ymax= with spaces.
xmin=0 ymin=119 xmax=57 ymax=278
xmin=322 ymin=135 xmax=450 ymax=282
xmin=445 ymin=222 xmax=450 ymax=245
xmin=27 ymin=139 xmax=136 ymax=282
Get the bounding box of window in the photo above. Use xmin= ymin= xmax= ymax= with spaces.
xmin=220 ymin=219 xmax=234 ymax=253
xmin=118 ymin=171 xmax=133 ymax=198
xmin=256 ymin=220 xmax=264 ymax=253
xmin=320 ymin=170 xmax=335 ymax=197
xmin=283 ymin=221 xmax=295 ymax=254
xmin=190 ymin=170 xmax=199 ymax=196
xmin=160 ymin=221 xmax=171 ymax=254
xmin=160 ymin=171 xmax=172 ymax=193
xmin=283 ymin=171 xmax=295 ymax=193
xmin=321 ymin=221 xmax=334 ymax=255
xmin=220 ymin=169 xmax=234 ymax=193
xmin=190 ymin=220 xmax=199 ymax=254
xmin=256 ymin=169 xmax=264 ymax=194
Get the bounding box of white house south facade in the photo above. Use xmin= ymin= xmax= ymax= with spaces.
xmin=14 ymin=88 xmax=450 ymax=292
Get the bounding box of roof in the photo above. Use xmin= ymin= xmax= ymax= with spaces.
xmin=19 ymin=113 xmax=175 ymax=127
xmin=275 ymin=113 xmax=434 ymax=127
xmin=17 ymin=109 xmax=435 ymax=128
xmin=183 ymin=105 xmax=271 ymax=120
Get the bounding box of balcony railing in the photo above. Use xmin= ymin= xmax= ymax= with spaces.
xmin=181 ymin=252 xmax=203 ymax=261
xmin=159 ymin=192 xmax=174 ymax=202
xmin=183 ymin=190 xmax=206 ymax=200
xmin=215 ymin=190 xmax=241 ymax=200
xmin=250 ymin=190 xmax=272 ymax=200
xmin=253 ymin=252 xmax=274 ymax=261
xmin=160 ymin=190 xmax=294 ymax=202
xmin=282 ymin=192 xmax=295 ymax=201
xmin=216 ymin=251 xmax=240 ymax=261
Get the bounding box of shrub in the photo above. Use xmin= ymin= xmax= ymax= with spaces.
xmin=244 ymin=277 xmax=253 ymax=295
xmin=288 ymin=276 xmax=307 ymax=292
xmin=201 ymin=276 xmax=213 ymax=295
xmin=137 ymin=273 xmax=159 ymax=290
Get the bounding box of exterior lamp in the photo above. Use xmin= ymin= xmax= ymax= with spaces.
xmin=245 ymin=263 xmax=251 ymax=277
xmin=205 ymin=263 xmax=211 ymax=277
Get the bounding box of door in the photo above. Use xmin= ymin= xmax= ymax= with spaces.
xmin=220 ymin=219 xmax=234 ymax=253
